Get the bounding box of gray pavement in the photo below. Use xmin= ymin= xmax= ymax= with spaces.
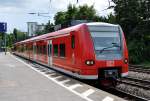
xmin=0 ymin=52 xmax=85 ymax=101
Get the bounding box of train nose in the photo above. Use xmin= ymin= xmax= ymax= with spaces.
xmin=104 ymin=69 xmax=119 ymax=78
xmin=98 ymin=67 xmax=120 ymax=78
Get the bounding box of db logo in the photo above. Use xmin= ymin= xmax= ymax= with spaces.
xmin=106 ymin=61 xmax=114 ymax=67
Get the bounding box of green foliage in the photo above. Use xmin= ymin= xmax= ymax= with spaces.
xmin=66 ymin=4 xmax=78 ymax=21
xmin=54 ymin=12 xmax=67 ymax=25
xmin=54 ymin=4 xmax=108 ymax=24
xmin=0 ymin=32 xmax=5 ymax=40
xmin=17 ymin=31 xmax=26 ymax=41
xmin=13 ymin=28 xmax=17 ymax=41
xmin=44 ymin=21 xmax=54 ymax=33
xmin=76 ymin=4 xmax=96 ymax=20
xmin=12 ymin=28 xmax=26 ymax=42
xmin=6 ymin=33 xmax=15 ymax=48
xmin=0 ymin=33 xmax=15 ymax=48
xmin=0 ymin=33 xmax=5 ymax=48
xmin=107 ymin=13 xmax=116 ymax=24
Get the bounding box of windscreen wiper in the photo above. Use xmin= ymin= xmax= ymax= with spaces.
xmin=99 ymin=43 xmax=120 ymax=53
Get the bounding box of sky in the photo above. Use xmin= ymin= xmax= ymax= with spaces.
xmin=0 ymin=0 xmax=114 ymax=33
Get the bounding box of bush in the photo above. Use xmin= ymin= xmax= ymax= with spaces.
xmin=128 ymin=39 xmax=150 ymax=64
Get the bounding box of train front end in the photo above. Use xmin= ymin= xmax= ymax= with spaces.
xmin=87 ymin=23 xmax=128 ymax=86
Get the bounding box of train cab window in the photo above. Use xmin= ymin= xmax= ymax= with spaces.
xmin=60 ymin=44 xmax=65 ymax=57
xmin=71 ymin=35 xmax=75 ymax=49
xmin=53 ymin=44 xmax=58 ymax=56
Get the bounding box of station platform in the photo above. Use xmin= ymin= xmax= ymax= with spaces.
xmin=0 ymin=52 xmax=125 ymax=101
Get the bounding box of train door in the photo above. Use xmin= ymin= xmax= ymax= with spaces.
xmin=48 ymin=40 xmax=52 ymax=66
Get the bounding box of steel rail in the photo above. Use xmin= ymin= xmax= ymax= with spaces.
xmin=118 ymin=77 xmax=150 ymax=90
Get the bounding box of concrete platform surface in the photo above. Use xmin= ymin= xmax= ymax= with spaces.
xmin=0 ymin=52 xmax=125 ymax=101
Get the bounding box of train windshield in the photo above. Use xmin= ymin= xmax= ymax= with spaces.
xmin=88 ymin=25 xmax=122 ymax=60
xmin=91 ymin=31 xmax=121 ymax=51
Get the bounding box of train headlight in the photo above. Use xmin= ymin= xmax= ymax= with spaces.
xmin=86 ymin=61 xmax=90 ymax=65
xmin=124 ymin=58 xmax=128 ymax=64
xmin=85 ymin=60 xmax=95 ymax=66
xmin=90 ymin=61 xmax=94 ymax=65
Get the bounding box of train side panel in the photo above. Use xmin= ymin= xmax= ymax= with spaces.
xmin=51 ymin=30 xmax=84 ymax=74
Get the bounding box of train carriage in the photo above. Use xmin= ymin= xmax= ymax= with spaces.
xmin=14 ymin=22 xmax=128 ymax=86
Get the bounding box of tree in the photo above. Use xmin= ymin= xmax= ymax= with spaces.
xmin=13 ymin=28 xmax=17 ymax=42
xmin=66 ymin=4 xmax=78 ymax=21
xmin=12 ymin=28 xmax=26 ymax=42
xmin=0 ymin=32 xmax=5 ymax=40
xmin=76 ymin=4 xmax=96 ymax=20
xmin=6 ymin=33 xmax=15 ymax=48
xmin=17 ymin=31 xmax=26 ymax=41
xmin=107 ymin=13 xmax=116 ymax=24
xmin=54 ymin=12 xmax=67 ymax=25
xmin=54 ymin=4 xmax=106 ymax=25
xmin=44 ymin=20 xmax=54 ymax=33
xmin=0 ymin=32 xmax=5 ymax=50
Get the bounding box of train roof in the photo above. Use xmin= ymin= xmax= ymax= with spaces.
xmin=86 ymin=22 xmax=118 ymax=27
xmin=15 ymin=22 xmax=119 ymax=45
xmin=15 ymin=23 xmax=83 ymax=44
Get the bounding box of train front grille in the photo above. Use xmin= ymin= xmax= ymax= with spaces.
xmin=98 ymin=67 xmax=121 ymax=79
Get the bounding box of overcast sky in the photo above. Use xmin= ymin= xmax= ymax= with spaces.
xmin=0 ymin=0 xmax=114 ymax=33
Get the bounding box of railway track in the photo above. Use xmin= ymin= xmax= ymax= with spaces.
xmin=106 ymin=88 xmax=149 ymax=101
xmin=118 ymin=77 xmax=150 ymax=90
xmin=129 ymin=65 xmax=150 ymax=74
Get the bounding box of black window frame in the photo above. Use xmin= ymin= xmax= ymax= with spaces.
xmin=71 ymin=35 xmax=75 ymax=49
xmin=53 ymin=44 xmax=58 ymax=56
xmin=59 ymin=43 xmax=66 ymax=57
xmin=48 ymin=44 xmax=52 ymax=57
xmin=43 ymin=45 xmax=47 ymax=55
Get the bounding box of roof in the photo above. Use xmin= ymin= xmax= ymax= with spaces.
xmin=15 ymin=23 xmax=84 ymax=44
xmin=86 ymin=22 xmax=118 ymax=27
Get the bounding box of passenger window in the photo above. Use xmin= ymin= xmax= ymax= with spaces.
xmin=37 ymin=46 xmax=39 ymax=53
xmin=39 ymin=45 xmax=42 ymax=54
xmin=43 ymin=45 xmax=47 ymax=55
xmin=71 ymin=35 xmax=75 ymax=49
xmin=60 ymin=44 xmax=65 ymax=57
xmin=53 ymin=44 xmax=58 ymax=56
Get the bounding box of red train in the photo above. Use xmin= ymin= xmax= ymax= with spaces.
xmin=14 ymin=22 xmax=128 ymax=86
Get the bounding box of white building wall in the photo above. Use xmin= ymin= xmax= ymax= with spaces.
xmin=27 ymin=22 xmax=38 ymax=37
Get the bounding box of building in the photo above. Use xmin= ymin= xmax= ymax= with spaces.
xmin=27 ymin=22 xmax=45 ymax=37
xmin=37 ymin=24 xmax=45 ymax=32
xmin=27 ymin=22 xmax=37 ymax=37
